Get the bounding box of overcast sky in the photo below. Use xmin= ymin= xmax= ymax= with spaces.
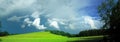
xmin=0 ymin=0 xmax=104 ymax=34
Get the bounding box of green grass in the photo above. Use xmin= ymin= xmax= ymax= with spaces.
xmin=0 ymin=31 xmax=103 ymax=42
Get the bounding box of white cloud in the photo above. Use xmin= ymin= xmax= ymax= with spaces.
xmin=48 ymin=19 xmax=60 ymax=30
xmin=84 ymin=16 xmax=97 ymax=29
xmin=21 ymin=24 xmax=25 ymax=28
xmin=0 ymin=0 xmax=36 ymax=17
xmin=31 ymin=11 xmax=40 ymax=18
xmin=32 ymin=18 xmax=40 ymax=26
xmin=24 ymin=18 xmax=32 ymax=26
xmin=32 ymin=18 xmax=46 ymax=30
xmin=46 ymin=5 xmax=78 ymax=19
xmin=21 ymin=18 xmax=32 ymax=28
xmin=22 ymin=17 xmax=46 ymax=30
xmin=69 ymin=24 xmax=75 ymax=30
xmin=7 ymin=16 xmax=22 ymax=22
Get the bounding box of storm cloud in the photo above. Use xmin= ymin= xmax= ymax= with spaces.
xmin=0 ymin=0 xmax=103 ymax=34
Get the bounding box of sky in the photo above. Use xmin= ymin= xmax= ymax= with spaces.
xmin=0 ymin=0 xmax=104 ymax=34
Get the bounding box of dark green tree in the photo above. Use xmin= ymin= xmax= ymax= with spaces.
xmin=98 ymin=0 xmax=120 ymax=41
xmin=50 ymin=30 xmax=72 ymax=37
xmin=78 ymin=29 xmax=105 ymax=37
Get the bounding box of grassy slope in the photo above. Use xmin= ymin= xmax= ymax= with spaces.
xmin=0 ymin=32 xmax=103 ymax=42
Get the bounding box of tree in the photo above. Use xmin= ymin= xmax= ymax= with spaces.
xmin=78 ymin=29 xmax=106 ymax=37
xmin=98 ymin=0 xmax=120 ymax=41
xmin=49 ymin=30 xmax=72 ymax=37
xmin=0 ymin=31 xmax=9 ymax=36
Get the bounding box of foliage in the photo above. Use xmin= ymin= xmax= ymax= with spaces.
xmin=98 ymin=0 xmax=120 ymax=41
xmin=45 ymin=29 xmax=105 ymax=37
xmin=78 ymin=29 xmax=106 ymax=37
xmin=0 ymin=31 xmax=9 ymax=37
xmin=98 ymin=0 xmax=117 ymax=29
xmin=49 ymin=30 xmax=76 ymax=37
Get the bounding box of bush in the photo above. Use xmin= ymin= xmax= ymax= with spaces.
xmin=0 ymin=31 xmax=9 ymax=37
xmin=46 ymin=30 xmax=76 ymax=37
xmin=49 ymin=30 xmax=70 ymax=37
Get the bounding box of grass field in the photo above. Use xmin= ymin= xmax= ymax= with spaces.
xmin=0 ymin=32 xmax=103 ymax=42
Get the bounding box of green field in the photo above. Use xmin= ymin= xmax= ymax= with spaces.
xmin=0 ymin=32 xmax=103 ymax=42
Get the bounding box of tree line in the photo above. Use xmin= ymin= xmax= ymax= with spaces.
xmin=78 ymin=29 xmax=107 ymax=37
xmin=45 ymin=30 xmax=76 ymax=37
xmin=45 ymin=29 xmax=107 ymax=37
